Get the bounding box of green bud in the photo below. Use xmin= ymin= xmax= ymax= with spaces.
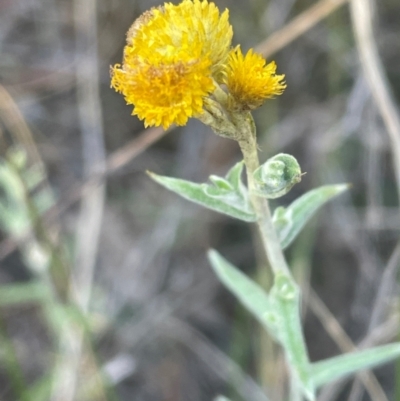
xmin=253 ymin=153 xmax=302 ymax=199
xmin=273 ymin=274 xmax=298 ymax=301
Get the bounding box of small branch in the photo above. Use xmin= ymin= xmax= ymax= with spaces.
xmin=237 ymin=126 xmax=290 ymax=277
xmin=51 ymin=0 xmax=106 ymax=398
xmin=309 ymin=290 xmax=388 ymax=401
xmin=107 ymin=126 xmax=171 ymax=173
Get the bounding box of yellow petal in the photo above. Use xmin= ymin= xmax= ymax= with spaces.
xmin=225 ymin=46 xmax=286 ymax=110
xmin=111 ymin=0 xmax=233 ymax=129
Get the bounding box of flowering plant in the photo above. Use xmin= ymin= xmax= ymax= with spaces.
xmin=111 ymin=1 xmax=400 ymax=399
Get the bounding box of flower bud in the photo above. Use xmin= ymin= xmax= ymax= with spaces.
xmin=253 ymin=153 xmax=302 ymax=199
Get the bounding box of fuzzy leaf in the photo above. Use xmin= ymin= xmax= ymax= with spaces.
xmin=311 ymin=343 xmax=400 ymax=388
xmin=208 ymin=251 xmax=315 ymax=400
xmin=209 ymin=175 xmax=234 ymax=191
xmin=225 ymin=161 xmax=245 ymax=189
xmin=148 ymin=162 xmax=256 ymax=222
xmin=269 ymin=274 xmax=315 ymax=400
xmin=208 ymin=250 xmax=279 ymax=340
xmin=273 ymin=184 xmax=349 ymax=249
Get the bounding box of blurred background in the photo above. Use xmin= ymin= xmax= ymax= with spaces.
xmin=0 ymin=0 xmax=399 ymax=400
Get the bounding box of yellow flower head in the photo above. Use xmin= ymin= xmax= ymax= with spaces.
xmin=225 ymin=47 xmax=286 ymax=110
xmin=110 ymin=0 xmax=233 ymax=129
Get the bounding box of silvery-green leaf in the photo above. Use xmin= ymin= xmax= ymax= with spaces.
xmin=226 ymin=161 xmax=244 ymax=189
xmin=311 ymin=343 xmax=400 ymax=388
xmin=269 ymin=274 xmax=315 ymax=400
xmin=148 ymin=164 xmax=256 ymax=222
xmin=227 ymin=162 xmax=250 ymax=202
xmin=214 ymin=397 xmax=233 ymax=401
xmin=208 ymin=251 xmax=315 ymax=399
xmin=209 ymin=175 xmax=234 ymax=191
xmin=207 ymin=250 xmax=279 ymax=340
xmin=273 ymin=184 xmax=349 ymax=249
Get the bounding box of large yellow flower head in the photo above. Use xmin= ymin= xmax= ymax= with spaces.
xmin=110 ymin=0 xmax=233 ymax=129
xmin=225 ymin=47 xmax=287 ymax=111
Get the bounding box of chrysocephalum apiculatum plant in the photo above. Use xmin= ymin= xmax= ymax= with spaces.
xmin=111 ymin=1 xmax=400 ymax=399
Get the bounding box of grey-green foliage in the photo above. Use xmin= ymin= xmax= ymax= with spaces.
xmin=208 ymin=249 xmax=279 ymax=340
xmin=269 ymin=274 xmax=314 ymax=400
xmin=273 ymin=184 xmax=349 ymax=249
xmin=253 ymin=153 xmax=302 ymax=199
xmin=148 ymin=161 xmax=257 ymax=222
xmin=208 ymin=249 xmax=400 ymax=400
xmin=149 ymin=157 xmax=400 ymax=397
xmin=311 ymin=343 xmax=400 ymax=387
xmin=208 ymin=250 xmax=315 ymax=400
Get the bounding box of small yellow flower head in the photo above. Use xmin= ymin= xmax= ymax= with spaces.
xmin=110 ymin=0 xmax=233 ymax=129
xmin=225 ymin=47 xmax=286 ymax=111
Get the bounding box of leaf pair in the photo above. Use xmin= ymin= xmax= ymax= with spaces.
xmin=149 ymin=161 xmax=348 ymax=250
xmin=148 ymin=161 xmax=257 ymax=222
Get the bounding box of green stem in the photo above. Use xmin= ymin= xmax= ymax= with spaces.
xmin=234 ymin=113 xmax=313 ymax=400
xmin=290 ymin=375 xmax=303 ymax=401
xmin=236 ymin=118 xmax=290 ymax=277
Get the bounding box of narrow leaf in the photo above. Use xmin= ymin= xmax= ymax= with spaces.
xmin=269 ymin=274 xmax=315 ymax=400
xmin=208 ymin=251 xmax=315 ymax=400
xmin=311 ymin=343 xmax=400 ymax=388
xmin=273 ymin=184 xmax=349 ymax=249
xmin=225 ymin=161 xmax=244 ymax=189
xmin=214 ymin=397 xmax=233 ymax=401
xmin=209 ymin=175 xmax=234 ymax=191
xmin=207 ymin=250 xmax=279 ymax=340
xmin=148 ymin=172 xmax=257 ymax=222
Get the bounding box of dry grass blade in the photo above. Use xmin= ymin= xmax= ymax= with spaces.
xmin=107 ymin=126 xmax=172 ymax=173
xmin=350 ymin=0 xmax=400 ymax=202
xmin=50 ymin=0 xmax=106 ymax=399
xmin=308 ymin=290 xmax=388 ymax=401
xmin=255 ymin=0 xmax=349 ymax=58
xmin=164 ymin=317 xmax=271 ymax=401
xmin=0 ymin=85 xmax=43 ymax=165
xmin=315 ymin=314 xmax=400 ymax=401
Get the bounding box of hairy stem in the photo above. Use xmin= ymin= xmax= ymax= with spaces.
xmin=236 ymin=117 xmax=290 ymax=277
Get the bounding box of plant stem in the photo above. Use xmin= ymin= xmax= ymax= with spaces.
xmin=236 ymin=119 xmax=290 ymax=277
xmin=234 ymin=114 xmax=313 ymax=400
